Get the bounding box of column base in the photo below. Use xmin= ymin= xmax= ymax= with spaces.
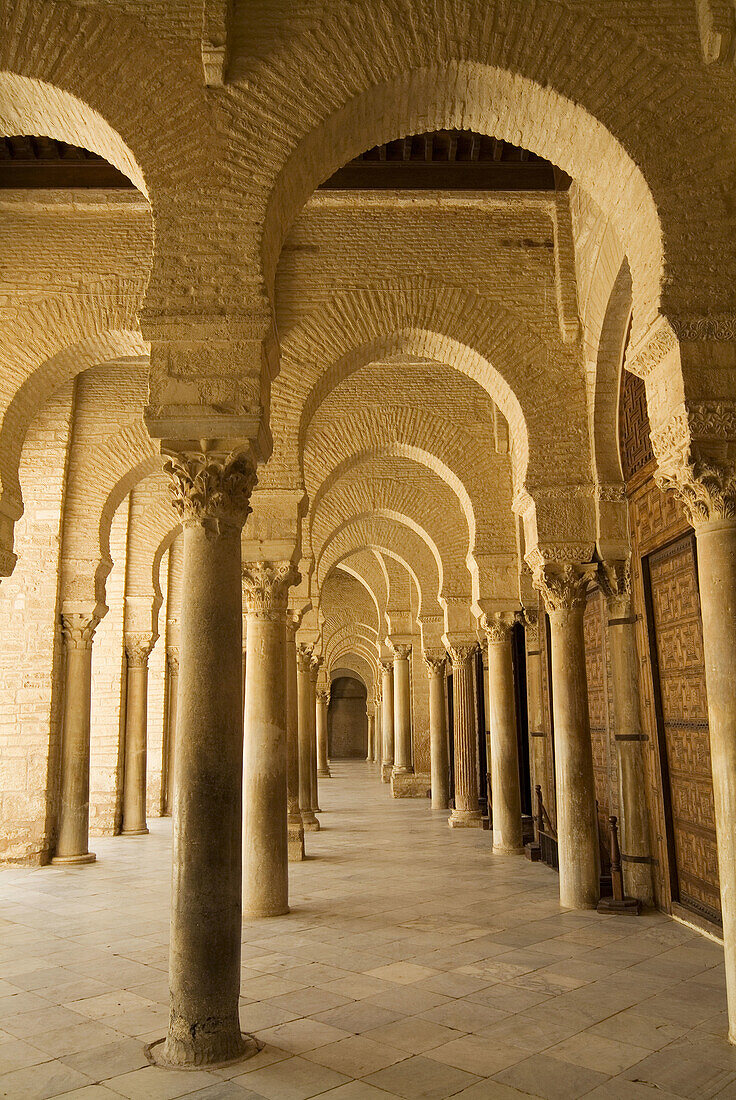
xmin=493 ymin=843 xmax=525 ymax=855
xmin=317 ymin=769 xmax=331 ymax=778
xmin=147 ymin=1030 xmax=258 ymax=1070
xmin=381 ymin=764 xmax=393 ymax=783
xmin=448 ymin=810 xmax=483 ymax=829
xmin=120 ymin=827 xmax=149 ymax=836
xmin=51 ymin=852 xmax=96 ymax=866
xmin=244 ymin=903 xmax=290 ymax=919
xmin=302 ymin=811 xmax=320 ymax=831
xmin=392 ymin=764 xmax=414 ymax=776
xmin=288 ymin=821 xmax=305 ymax=861
xmin=597 ymin=895 xmax=641 ymax=916
xmin=391 ymin=771 xmax=430 ymax=799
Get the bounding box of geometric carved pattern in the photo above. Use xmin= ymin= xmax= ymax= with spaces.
xmin=584 ymin=588 xmax=618 ymax=867
xmin=647 ymin=535 xmax=721 ymax=922
xmin=619 ymin=369 xmax=655 ymax=483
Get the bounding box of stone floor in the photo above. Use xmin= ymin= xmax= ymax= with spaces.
xmin=0 ymin=762 xmax=734 ymax=1100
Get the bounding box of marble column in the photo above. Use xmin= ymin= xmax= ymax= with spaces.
xmin=380 ymin=659 xmax=394 ymax=782
xmin=285 ymin=615 xmax=305 ymax=860
xmin=242 ymin=561 xmax=298 ymax=918
xmin=392 ymin=643 xmax=413 ymax=775
xmin=156 ymin=452 xmax=255 ymax=1068
xmin=309 ymin=658 xmax=321 ymax=813
xmin=446 ymin=642 xmax=482 ymax=827
xmin=366 ymin=710 xmax=374 ymax=761
xmin=316 ymin=689 xmax=331 ymax=777
xmin=297 ymin=644 xmax=319 ymax=830
xmin=600 ymin=560 xmax=654 ymax=906
xmin=424 ymin=650 xmax=449 ymax=810
xmin=52 ymin=610 xmax=99 ymax=865
xmin=373 ymin=692 xmax=381 ymax=764
xmin=534 ymin=563 xmax=600 ymax=910
xmin=524 ymin=610 xmax=549 ymax=815
xmin=164 ymin=647 xmax=179 ymax=817
xmin=483 ymin=614 xmax=523 ymax=853
xmin=121 ymin=633 xmax=155 ymax=836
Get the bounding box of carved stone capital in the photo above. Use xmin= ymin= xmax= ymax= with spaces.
xmin=598 ymin=558 xmax=633 ymax=618
xmin=316 ymin=690 xmax=330 ymax=706
xmin=423 ymin=648 xmax=446 ymax=677
xmin=167 ymin=647 xmax=180 ymax=674
xmin=242 ymin=560 xmax=299 ymax=618
xmin=522 ymin=609 xmax=539 ymax=648
xmin=309 ymin=655 xmax=323 ymax=683
xmin=164 ymin=452 xmax=256 ymax=533
xmin=480 ymin=612 xmax=514 ymax=645
xmin=125 ymin=633 xmax=156 ymax=668
xmin=379 ymin=657 xmax=394 ymax=675
xmin=61 ymin=611 xmax=99 ymax=650
xmin=532 ymin=563 xmax=597 ymax=613
xmin=446 ymin=642 xmax=478 ymax=670
xmin=296 ymin=643 xmax=313 ymax=674
xmin=655 ymin=455 xmax=736 ymax=526
xmin=391 ymin=642 xmax=412 ymax=661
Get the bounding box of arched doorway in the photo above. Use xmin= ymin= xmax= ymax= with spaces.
xmin=328 ymin=676 xmax=368 ymax=759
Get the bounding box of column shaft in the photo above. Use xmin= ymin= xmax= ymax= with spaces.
xmin=159 ymin=452 xmax=254 ymax=1068
xmin=486 ymin=623 xmax=523 ymax=853
xmin=425 ymin=654 xmax=449 ymax=810
xmin=164 ymin=652 xmax=179 ymax=816
xmin=373 ymin=700 xmax=381 ymax=764
xmin=297 ymin=647 xmax=319 ymax=829
xmin=380 ymin=662 xmax=394 ymax=782
xmin=285 ymin=620 xmax=305 ymax=860
xmin=366 ymin=714 xmax=374 ymax=761
xmin=316 ymin=692 xmax=331 ymax=777
xmin=309 ymin=663 xmax=321 ymax=812
xmin=524 ymin=612 xmax=549 ymax=816
xmin=392 ymin=647 xmax=413 ymax=774
xmin=121 ymin=636 xmax=153 ymax=836
xmin=52 ymin=614 xmax=97 ymax=864
xmin=448 ymin=644 xmax=482 ymax=827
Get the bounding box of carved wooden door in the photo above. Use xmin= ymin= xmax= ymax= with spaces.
xmin=645 ymin=535 xmax=721 ymax=923
xmin=584 ymin=589 xmax=615 ymax=869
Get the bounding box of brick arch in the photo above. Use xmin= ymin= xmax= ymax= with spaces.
xmin=328 ymin=651 xmax=377 ymax=697
xmin=332 ymin=558 xmax=386 ymax=630
xmin=311 ymin=458 xmax=471 ymax=599
xmin=124 ymin=471 xmax=180 ymax=634
xmin=593 ymin=259 xmax=632 ymax=489
xmin=238 ymin=2 xmax=728 ymax=331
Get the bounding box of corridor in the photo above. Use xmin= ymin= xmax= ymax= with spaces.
xmin=0 ymin=763 xmax=733 ymax=1099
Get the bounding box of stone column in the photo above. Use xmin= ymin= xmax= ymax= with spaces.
xmin=309 ymin=658 xmax=321 ymax=812
xmin=242 ymin=561 xmax=298 ymax=918
xmin=380 ymin=659 xmax=394 ymax=782
xmin=600 ymin=560 xmax=654 ymax=905
xmin=285 ymin=616 xmax=305 ymax=860
xmin=483 ymin=615 xmax=523 ymax=854
xmin=524 ymin=610 xmax=549 ymax=813
xmin=51 ymin=610 xmax=99 ymax=865
xmin=424 ymin=651 xmax=449 ymax=810
xmin=156 ymin=452 xmax=255 ymax=1068
xmin=164 ymin=647 xmax=179 ymax=816
xmin=373 ymin=691 xmax=381 ymax=763
xmin=121 ymin=633 xmax=155 ymax=836
xmin=297 ymin=644 xmax=319 ymax=830
xmin=392 ymin=643 xmax=413 ymax=775
xmin=446 ymin=642 xmax=482 ymax=828
xmin=316 ymin=689 xmax=331 ymax=777
xmin=366 ymin=711 xmax=374 ymax=761
xmin=534 ymin=563 xmax=600 ymax=909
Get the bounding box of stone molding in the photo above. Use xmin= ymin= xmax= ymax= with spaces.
xmin=598 ymin=558 xmax=632 ymax=619
xmin=165 ymin=452 xmax=256 ymax=533
xmin=242 ymin=560 xmax=299 ymax=618
xmin=625 ymin=314 xmax=678 ymax=379
xmin=532 ymin=563 xmax=598 ymax=612
xmin=296 ymin=643 xmax=313 ymax=674
xmin=61 ymin=611 xmax=99 ymax=650
xmin=480 ymin=611 xmax=514 ymax=645
xmin=125 ymin=633 xmax=156 ymax=668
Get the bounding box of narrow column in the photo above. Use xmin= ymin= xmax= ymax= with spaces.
xmin=392 ymin=643 xmax=413 ymax=775
xmin=316 ymin=689 xmax=331 ymax=777
xmin=424 ymin=650 xmax=449 ymax=810
xmin=483 ymin=614 xmax=523 ymax=853
xmin=121 ymin=633 xmax=155 ymax=836
xmin=524 ymin=609 xmax=549 ymax=814
xmin=163 ymin=647 xmax=179 ymax=816
xmin=52 ymin=610 xmax=99 ymax=865
xmin=600 ymin=560 xmax=654 ymax=905
xmin=534 ymin=563 xmax=599 ymax=909
xmin=242 ymin=561 xmax=297 ymax=918
xmin=297 ymin=644 xmax=319 ymax=830
xmin=285 ymin=615 xmax=305 ymax=860
xmin=156 ymin=452 xmax=255 ymax=1068
xmin=446 ymin=642 xmax=482 ymax=828
xmin=309 ymin=658 xmax=321 ymax=812
xmin=366 ymin=709 xmax=374 ymax=761
xmin=373 ymin=690 xmax=381 ymax=764
xmin=380 ymin=659 xmax=394 ymax=782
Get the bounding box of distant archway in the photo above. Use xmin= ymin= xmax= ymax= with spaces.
xmin=328 ymin=675 xmax=368 ymax=759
